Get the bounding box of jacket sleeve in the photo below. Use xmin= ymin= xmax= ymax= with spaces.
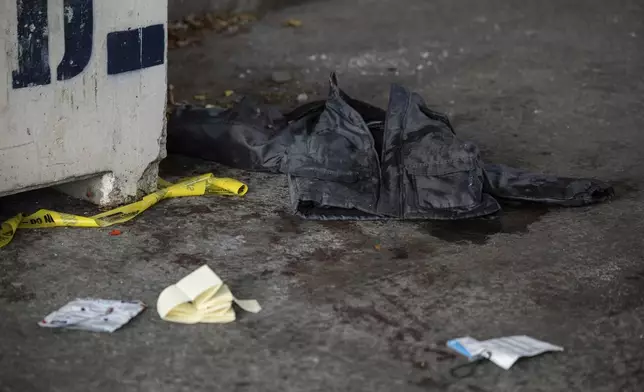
xmin=166 ymin=100 xmax=290 ymax=173
xmin=484 ymin=164 xmax=614 ymax=206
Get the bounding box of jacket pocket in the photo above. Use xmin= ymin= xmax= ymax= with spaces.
xmin=403 ymin=144 xmax=484 ymax=212
xmin=286 ymin=128 xmax=373 ymax=183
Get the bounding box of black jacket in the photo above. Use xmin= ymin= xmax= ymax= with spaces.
xmin=168 ymin=74 xmax=613 ymax=220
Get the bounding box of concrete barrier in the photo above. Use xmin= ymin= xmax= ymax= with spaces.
xmin=0 ymin=0 xmax=167 ymax=206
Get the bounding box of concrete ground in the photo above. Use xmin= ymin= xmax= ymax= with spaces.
xmin=2 ymin=0 xmax=644 ymax=391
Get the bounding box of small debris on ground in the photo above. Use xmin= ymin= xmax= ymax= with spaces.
xmin=296 ymin=93 xmax=309 ymax=103
xmin=447 ymin=335 xmax=563 ymax=370
xmin=109 ymin=229 xmax=122 ymax=236
xmin=184 ymin=14 xmax=205 ymax=29
xmin=193 ymin=94 xmax=207 ymax=101
xmin=168 ymin=13 xmax=257 ymax=49
xmin=174 ymin=36 xmax=201 ymax=48
xmin=259 ymin=90 xmax=292 ymax=105
xmin=224 ymin=90 xmax=235 ymax=97
xmin=271 ymin=71 xmax=293 ymax=84
xmin=39 ymin=299 xmax=146 ymax=333
xmin=284 ymin=19 xmax=303 ymax=28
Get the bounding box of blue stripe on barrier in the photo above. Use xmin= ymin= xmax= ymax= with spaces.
xmin=107 ymin=24 xmax=165 ymax=75
xmin=57 ymin=0 xmax=94 ymax=81
xmin=12 ymin=0 xmax=51 ymax=88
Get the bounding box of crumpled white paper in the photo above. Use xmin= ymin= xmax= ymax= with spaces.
xmin=39 ymin=298 xmax=146 ymax=333
xmin=447 ymin=335 xmax=563 ymax=370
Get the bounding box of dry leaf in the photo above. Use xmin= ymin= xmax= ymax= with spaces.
xmin=176 ymin=36 xmax=202 ymax=48
xmin=168 ymin=84 xmax=176 ymax=105
xmin=284 ymin=19 xmax=303 ymax=28
xmin=185 ymin=14 xmax=204 ymax=29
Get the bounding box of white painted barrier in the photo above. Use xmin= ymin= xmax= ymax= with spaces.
xmin=0 ymin=0 xmax=167 ymax=206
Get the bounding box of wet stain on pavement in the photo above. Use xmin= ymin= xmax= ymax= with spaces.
xmin=412 ymin=377 xmax=452 ymax=389
xmin=333 ymin=299 xmax=459 ymax=376
xmin=239 ymin=212 xmax=262 ymax=220
xmin=172 ymin=253 xmax=206 ymax=266
xmin=0 ymin=279 xmax=35 ymax=303
xmin=611 ymin=180 xmax=639 ymax=198
xmin=530 ymin=268 xmax=644 ymax=317
xmin=424 ymin=203 xmax=551 ymax=244
xmin=163 ymin=204 xmax=213 ymax=216
xmin=0 ymin=246 xmax=36 ymax=303
xmin=334 ymin=303 xmax=401 ymax=327
xmin=415 ymin=265 xmax=450 ymax=287
xmin=390 ymin=247 xmax=410 ymax=260
xmin=309 ymin=248 xmax=343 ymax=263
xmin=274 ymin=210 xmax=304 ymax=234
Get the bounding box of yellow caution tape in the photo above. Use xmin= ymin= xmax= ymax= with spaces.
xmin=0 ymin=174 xmax=248 ymax=249
xmin=0 ymin=214 xmax=23 ymax=249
